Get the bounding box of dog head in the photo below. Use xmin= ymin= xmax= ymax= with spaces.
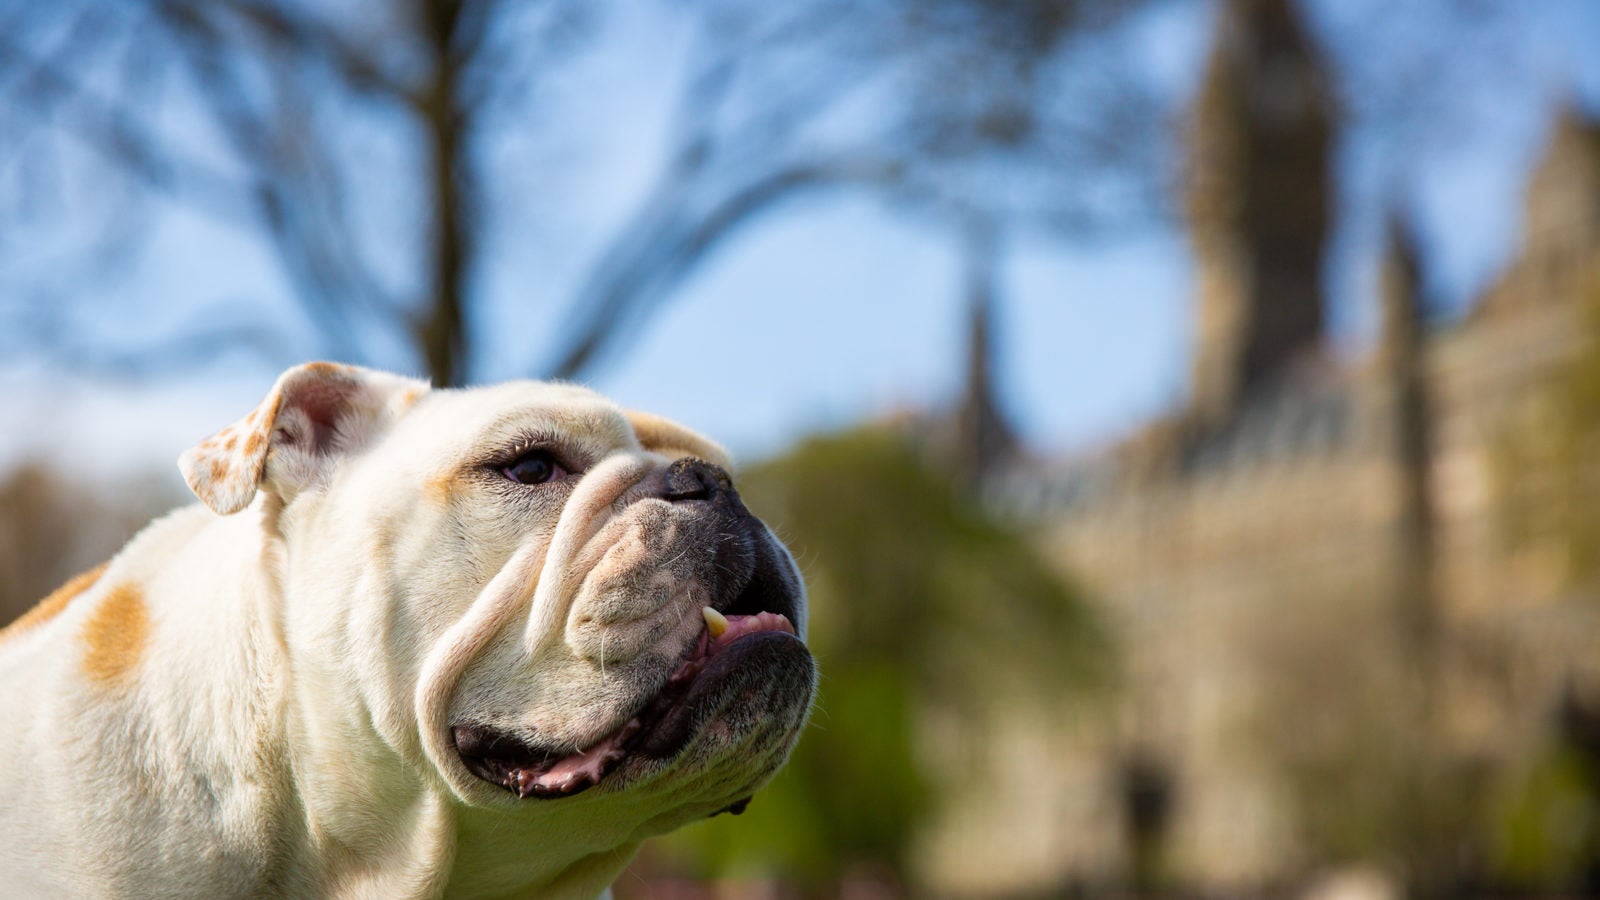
xmin=180 ymin=362 xmax=814 ymax=846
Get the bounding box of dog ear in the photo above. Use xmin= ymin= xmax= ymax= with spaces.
xmin=179 ymin=362 xmax=430 ymax=515
xmin=625 ymin=410 xmax=732 ymax=471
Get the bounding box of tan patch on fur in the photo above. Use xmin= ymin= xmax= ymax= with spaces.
xmin=80 ymin=582 xmax=150 ymax=686
xmin=243 ymin=430 xmax=265 ymax=456
xmin=626 ymin=410 xmax=732 ymax=470
xmin=0 ymin=563 xmax=108 ymax=642
xmin=425 ymin=469 xmax=459 ymax=505
xmin=258 ymin=394 xmax=284 ymax=437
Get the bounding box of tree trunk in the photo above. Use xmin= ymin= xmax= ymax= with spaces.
xmin=420 ymin=0 xmax=468 ymax=386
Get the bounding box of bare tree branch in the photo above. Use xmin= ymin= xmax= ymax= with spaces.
xmin=0 ymin=297 xmax=299 ymax=379
xmin=0 ymin=0 xmax=1179 ymax=389
xmin=544 ymin=0 xmax=1176 ymax=381
xmin=0 ymin=31 xmax=247 ymax=220
xmin=156 ymin=0 xmax=423 ymax=109
xmin=548 ymin=154 xmax=905 ymax=379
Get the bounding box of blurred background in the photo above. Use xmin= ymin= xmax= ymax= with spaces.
xmin=2 ymin=0 xmax=1600 ymax=896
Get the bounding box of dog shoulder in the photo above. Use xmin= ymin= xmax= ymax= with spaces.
xmin=0 ymin=503 xmax=218 ymax=657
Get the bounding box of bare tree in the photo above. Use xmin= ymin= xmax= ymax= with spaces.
xmin=0 ymin=0 xmax=591 ymax=385
xmin=545 ymin=0 xmax=1177 ymax=378
xmin=0 ymin=0 xmax=1177 ymax=387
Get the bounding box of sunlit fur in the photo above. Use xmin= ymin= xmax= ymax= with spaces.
xmin=0 ymin=362 xmax=813 ymax=899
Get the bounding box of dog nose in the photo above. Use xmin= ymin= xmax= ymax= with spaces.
xmin=643 ymin=458 xmax=733 ymax=503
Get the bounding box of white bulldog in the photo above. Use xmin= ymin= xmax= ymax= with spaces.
xmin=0 ymin=362 xmax=815 ymax=898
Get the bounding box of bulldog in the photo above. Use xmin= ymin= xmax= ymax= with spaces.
xmin=0 ymin=362 xmax=815 ymax=898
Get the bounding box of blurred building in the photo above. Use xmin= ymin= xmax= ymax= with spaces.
xmin=922 ymin=0 xmax=1600 ymax=892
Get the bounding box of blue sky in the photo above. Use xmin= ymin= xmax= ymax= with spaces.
xmin=579 ymin=0 xmax=1600 ymax=458
xmin=2 ymin=0 xmax=1598 ymax=478
xmin=590 ymin=204 xmax=1192 ymax=459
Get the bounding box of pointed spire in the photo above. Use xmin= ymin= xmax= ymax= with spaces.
xmin=1380 ymin=211 xmax=1426 ymax=363
xmin=951 ymin=215 xmax=1019 ymax=487
xmin=1378 ymin=210 xmax=1439 ymax=679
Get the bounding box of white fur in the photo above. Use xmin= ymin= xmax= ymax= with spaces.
xmin=0 ymin=363 xmax=808 ymax=899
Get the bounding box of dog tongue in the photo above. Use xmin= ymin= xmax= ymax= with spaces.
xmin=526 ymin=725 xmax=637 ymax=797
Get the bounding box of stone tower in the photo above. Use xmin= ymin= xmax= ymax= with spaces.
xmin=1479 ymin=106 xmax=1600 ymax=317
xmin=1524 ymin=108 xmax=1600 ymax=265
xmin=1186 ymin=0 xmax=1333 ymax=425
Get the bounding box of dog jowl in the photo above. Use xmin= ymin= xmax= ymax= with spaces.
xmin=0 ymin=362 xmax=816 ymax=899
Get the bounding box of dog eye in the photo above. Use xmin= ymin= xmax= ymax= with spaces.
xmin=502 ymin=450 xmax=566 ymax=486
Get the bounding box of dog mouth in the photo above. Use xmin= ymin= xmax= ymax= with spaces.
xmin=452 ymin=611 xmax=802 ymax=800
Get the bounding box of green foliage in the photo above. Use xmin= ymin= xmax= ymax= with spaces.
xmin=653 ymin=426 xmax=1109 ymax=886
xmin=1489 ymin=745 xmax=1600 ymax=890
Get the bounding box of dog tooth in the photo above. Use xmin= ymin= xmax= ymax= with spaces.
xmin=702 ymin=606 xmax=728 ymax=638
